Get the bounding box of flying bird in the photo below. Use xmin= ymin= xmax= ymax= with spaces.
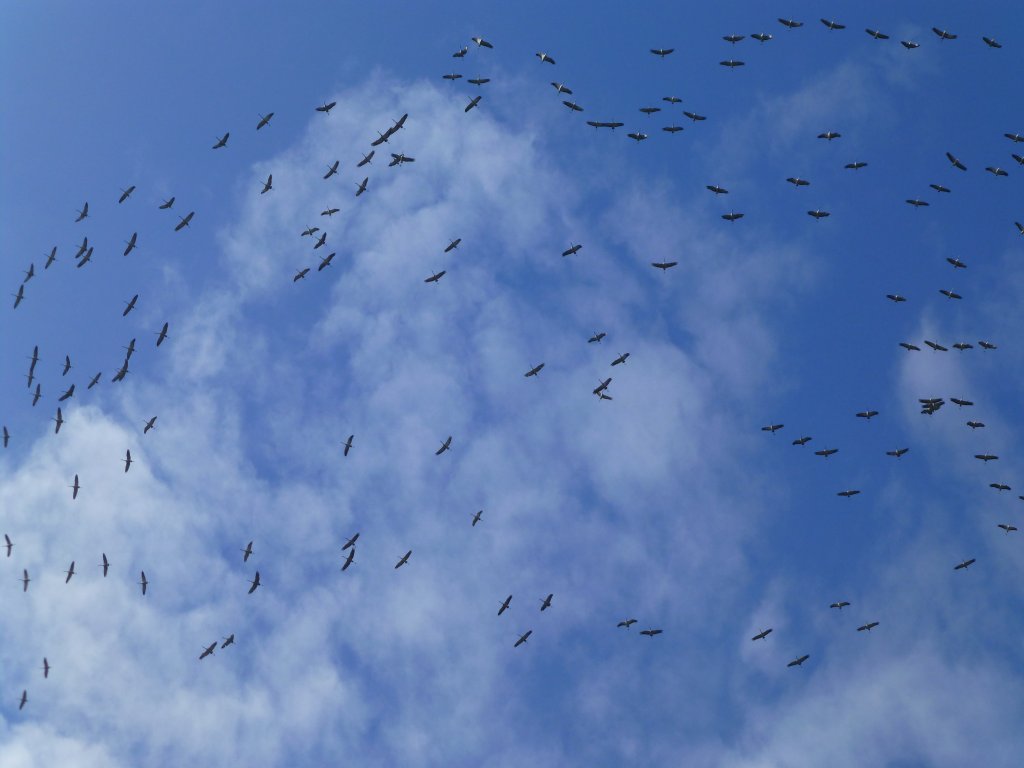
xmin=562 ymin=100 xmax=584 ymax=112
xmin=213 ymin=132 xmax=229 ymax=149
xmin=640 ymin=629 xmax=664 ymax=637
xmin=719 ymin=60 xmax=745 ymax=68
xmin=293 ymin=268 xmax=310 ymax=282
xmin=991 ymin=484 xmax=1011 ymax=492
xmin=762 ymin=424 xmax=784 ymax=433
xmin=650 ymin=48 xmax=674 ymax=57
xmin=932 ymin=28 xmax=957 ymax=40
xmin=453 ymin=46 xmax=468 ymax=58
xmin=356 ymin=177 xmax=369 ymax=196
xmin=821 ymin=19 xmax=846 ymax=31
xmin=857 ymin=622 xmax=880 ymax=632
xmin=618 ymin=619 xmax=638 ymax=629
xmin=118 ymin=185 xmax=136 ymax=204
xmin=175 ymin=211 xmax=195 ymax=231
xmin=53 ymin=407 xmax=64 ymax=434
xmin=855 ymin=410 xmax=879 ymax=420
xmin=815 ymin=448 xmax=838 ymax=458
xmin=159 ymin=197 xmax=175 ymax=209
xmin=751 ymin=628 xmax=773 ymax=641
xmin=324 ymin=161 xmax=340 ymax=179
xmin=123 ymin=294 xmax=139 ymax=316
xmin=99 ymin=553 xmax=109 ymax=577
xmin=498 ymin=595 xmax=512 ymax=616
xmin=562 ymin=243 xmax=583 ymax=256
xmin=21 ymin=569 xmax=30 ymax=592
xmin=316 ymin=101 xmax=337 ymax=114
xmin=436 ymin=436 xmax=452 ymax=455
xmin=343 ymin=533 xmax=359 ymax=550
xmin=471 ymin=37 xmax=493 ymax=48
xmin=886 ymin=448 xmax=909 ymax=458
xmin=424 ymin=270 xmax=446 ymax=283
xmin=58 ymin=384 xmax=75 ymax=402
xmin=445 ymin=238 xmax=462 ymax=252
xmin=723 ymin=34 xmax=744 ymax=43
xmin=12 ymin=285 xmax=25 ymax=309
xmin=321 ymin=206 xmax=340 ymax=217
xmin=19 ymin=691 xmax=27 ymax=710
xmin=983 ymin=37 xmax=1002 ymax=48
xmin=200 ymin=642 xmax=217 ymax=660
xmin=901 ymin=40 xmax=920 ymax=49
xmin=442 ymin=73 xmax=463 ymax=81
xmin=627 ymin=132 xmax=648 ymax=142
xmin=343 ymin=435 xmax=354 ymax=456
xmin=123 ymin=232 xmax=138 ymax=256
xmin=123 ymin=449 xmax=132 ymax=473
xmin=551 ymin=82 xmax=573 ymax=94
xmin=395 ymin=550 xmax=412 ymax=569
xmin=978 ymin=340 xmax=997 ymax=350
xmin=787 ymin=177 xmax=810 ymax=187
xmin=70 ymin=474 xmax=80 ymax=499
xmin=954 ymin=558 xmax=976 ymax=570
xmin=536 ymin=52 xmax=556 ymax=64
xmin=588 ymin=332 xmax=606 ymax=343
xmin=471 ymin=510 xmax=483 ymax=527
xmin=930 ymin=183 xmax=951 ymax=193
xmin=887 ymin=294 xmax=907 ymax=303
xmin=752 ymin=33 xmax=773 ymax=42
xmin=75 ymin=201 xmax=89 ymax=222
xmin=140 ymin=571 xmax=148 ymax=594
xmin=241 ymin=541 xmax=254 ymax=562
xmin=787 ymin=654 xmax=810 ymax=667
xmin=830 ymin=601 xmax=850 ymax=610
xmin=3 ymin=534 xmax=11 ymax=556
xmin=256 ymin=113 xmax=274 ymax=130
xmin=611 ymin=352 xmax=630 ymax=366
xmin=997 ymin=524 xmax=1017 ymax=534
xmin=540 ymin=594 xmax=553 ymax=611
xmin=906 ymin=199 xmax=929 ymax=207
xmin=683 ymin=111 xmax=706 ymax=121
xmin=467 ymin=76 xmax=490 ymax=86
xmin=514 ymin=630 xmax=533 ymax=647
xmin=721 ymin=212 xmax=744 ymax=221
xmin=818 ymin=131 xmax=841 ymax=140
xmin=156 ymin=322 xmax=169 ymax=346
xmin=807 ymin=209 xmax=830 ymax=219
xmin=248 ymin=571 xmax=261 ymax=593
xmin=778 ymin=18 xmax=803 ymax=29
xmin=42 ymin=658 xmax=50 ymax=678
xmin=967 ymin=421 xmax=985 ymax=429
xmin=837 ymin=489 xmax=861 ymax=498
xmin=65 ymin=561 xmax=75 ymax=583
xmin=261 ymin=174 xmax=273 ymax=194
xmin=341 ymin=547 xmax=355 ymax=571
xmin=946 ymin=151 xmax=967 ymax=171
xmin=465 ymin=96 xmax=482 ymax=113
xmin=865 ymin=29 xmax=890 ymax=40
xmin=45 ymin=246 xmax=57 ymax=268
xmin=524 ymin=363 xmax=545 ymax=377
xmin=975 ymin=454 xmax=999 ymax=462
xmin=793 ymin=436 xmax=812 ymax=446
xmin=845 ymin=161 xmax=868 ymax=170
xmin=706 ymin=184 xmax=728 ymax=195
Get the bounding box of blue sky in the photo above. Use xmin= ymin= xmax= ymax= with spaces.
xmin=2 ymin=2 xmax=1023 ymax=766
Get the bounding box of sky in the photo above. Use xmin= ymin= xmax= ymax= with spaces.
xmin=1 ymin=1 xmax=1023 ymax=766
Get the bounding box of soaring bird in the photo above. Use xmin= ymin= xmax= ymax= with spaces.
xmin=256 ymin=113 xmax=274 ymax=130
xmin=818 ymin=131 xmax=841 ymax=140
xmin=588 ymin=332 xmax=606 ymax=343
xmin=815 ymin=448 xmax=838 ymax=457
xmin=807 ymin=209 xmax=830 ymax=219
xmin=70 ymin=474 xmax=80 ymax=499
xmin=424 ymin=270 xmax=446 ymax=283
xmin=793 ymin=436 xmax=812 ymax=446
xmin=627 ymin=132 xmax=648 ymax=142
xmin=445 ymin=238 xmax=462 ymax=252
xmin=3 ymin=534 xmax=11 ymax=556
xmin=706 ymin=184 xmax=728 ymax=195
xmin=562 ymin=243 xmax=583 ymax=256
xmin=721 ymin=212 xmax=744 ymax=221
xmin=123 ymin=232 xmax=138 ymax=256
xmin=618 ymin=619 xmax=638 ymax=628
xmin=551 ymin=81 xmax=573 ymax=94
xmin=640 ymin=628 xmax=664 ymax=637
xmin=467 ymin=77 xmax=489 ymax=86
xmin=997 ymin=524 xmax=1017 ymax=534
xmin=395 ymin=550 xmax=412 ymax=569
xmin=21 ymin=569 xmax=30 ymax=592
xmin=787 ymin=177 xmax=810 ymax=187
xmin=887 ymin=294 xmax=907 ymax=303
xmin=140 ymin=571 xmax=148 ymax=594
xmin=787 ymin=654 xmax=810 ymax=667
xmin=719 ymin=60 xmax=745 ymax=68
xmin=175 ymin=211 xmax=195 ymax=231
xmin=650 ymin=48 xmax=674 ymax=57
xmin=983 ymin=37 xmax=1002 ymax=48
xmin=343 ymin=435 xmax=354 ymax=456
xmin=902 ymin=40 xmax=920 ymax=49
xmin=123 ymin=294 xmax=139 ymax=316
xmin=321 ymin=206 xmax=340 ymax=217
xmin=723 ymin=34 xmax=744 ymax=43
xmin=866 ymin=29 xmax=890 ymax=39
xmin=683 ymin=111 xmax=706 ymax=122
xmin=837 ymin=489 xmax=861 ymax=498
xmin=830 ymin=601 xmax=850 ymax=610
xmin=248 ymin=571 xmax=261 ymax=593
xmin=453 ymin=46 xmax=468 ymax=57
xmin=118 ymin=185 xmax=135 ymax=203
xmin=524 ymin=363 xmax=545 ymax=377
xmin=241 ymin=541 xmax=254 ymax=562
xmin=932 ymin=28 xmax=957 ymax=40
xmin=19 ymin=690 xmax=27 ymax=710
xmin=200 ymin=642 xmax=217 ymax=660
xmin=953 ymin=558 xmax=976 ymax=570
xmin=498 ymin=595 xmax=512 ymax=616
xmin=778 ymin=18 xmax=803 ymax=29
xmin=261 ymin=174 xmax=273 ymax=194
xmin=123 ymin=449 xmax=132 ymax=473
xmin=316 ymin=101 xmax=337 ymax=114
xmin=156 ymin=322 xmax=169 ymax=347
xmin=820 ymin=19 xmax=846 ymax=30
xmin=99 ymin=553 xmax=109 ymax=577
xmin=930 ymin=183 xmax=951 ymax=193
xmin=562 ymin=100 xmax=584 ymax=112
xmin=540 ymin=594 xmax=553 ymax=611
xmin=65 ymin=561 xmax=75 ymax=583
xmin=343 ymin=533 xmax=360 ymax=550
xmin=159 ymin=197 xmax=175 ymax=209
xmin=436 ymin=436 xmax=453 ymax=455
xmin=845 ymin=161 xmax=868 ymax=170
xmin=751 ymin=628 xmax=773 ymax=641
xmin=752 ymin=33 xmax=773 ymax=42
xmin=143 ymin=416 xmax=158 ymax=434
xmin=471 ymin=37 xmax=493 ymax=48
xmin=536 ymin=52 xmax=556 ymax=64
xmin=42 ymin=658 xmax=50 ymax=678
xmin=946 ymin=151 xmax=967 ymax=171
xmin=76 ymin=201 xmax=89 ymax=222
xmin=855 ymin=410 xmax=879 ymax=420
xmin=471 ymin=510 xmax=483 ymax=527
xmin=857 ymin=622 xmax=880 ymax=632
xmin=213 ymin=133 xmax=229 ymax=149
xmin=514 ymin=630 xmax=533 ymax=647
xmin=611 ymin=353 xmax=630 ymax=366
xmin=762 ymin=424 xmax=784 ymax=433
xmin=355 ymin=177 xmax=369 ymax=196
xmin=293 ymin=268 xmax=310 ymax=282
xmin=886 ymin=448 xmax=909 ymax=458
xmin=341 ymin=547 xmax=355 ymax=571
xmin=324 ymin=161 xmax=340 ymax=179
xmin=53 ymin=407 xmax=64 ymax=434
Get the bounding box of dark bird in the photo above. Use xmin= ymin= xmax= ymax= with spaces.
xmin=540 ymin=594 xmax=553 ymax=611
xmin=778 ymin=18 xmax=803 ymax=29
xmin=856 ymin=410 xmax=879 ymax=420
xmin=940 ymin=289 xmax=962 ymax=300
xmin=751 ymin=628 xmax=773 ymax=641
xmin=831 ymin=601 xmax=850 ymax=610
xmin=99 ymin=553 xmax=109 ymax=577
xmin=588 ymin=332 xmax=606 ymax=343
xmin=985 ymin=166 xmax=1009 ymax=177
xmin=932 ymin=28 xmax=957 ymax=40
xmin=752 ymin=32 xmax=773 ymax=42
xmin=983 ymin=37 xmax=1002 ymax=48
xmin=930 ymin=183 xmax=951 ymax=193
xmin=42 ymin=658 xmax=49 ymax=678
xmin=316 ymin=101 xmax=337 ymax=114
xmin=65 ymin=561 xmax=75 ymax=583
xmin=13 ymin=285 xmax=25 ymax=309
xmin=58 ymin=384 xmax=75 ymax=402
xmin=123 ymin=232 xmax=138 ymax=256
xmin=723 ymin=34 xmax=744 ymax=43
xmin=21 ymin=569 xmax=30 ymax=592
xmin=144 ymin=415 xmax=159 ymax=434
xmin=683 ymin=111 xmax=707 ymax=121
xmin=954 ymin=558 xmax=976 ymax=570
xmin=156 ymin=322 xmax=169 ymax=347
xmin=70 ymin=474 xmax=80 ymax=499
xmin=213 ymin=133 xmax=229 ymax=149
xmin=719 ymin=60 xmax=745 ymax=68
xmin=525 ymin=363 xmax=545 ymax=377
xmin=706 ymin=184 xmax=729 ymax=195
xmin=837 ymin=489 xmax=861 ymax=498
xmin=159 ymin=197 xmax=175 ymax=209
xmin=471 ymin=510 xmax=483 ymax=527
xmin=787 ymin=654 xmax=810 ymax=667
xmin=650 ymin=48 xmax=674 ymax=57
xmin=818 ymin=131 xmax=841 ymax=140
xmin=261 ymin=174 xmax=273 ymax=194
xmin=63 ymin=355 xmax=72 ymax=376
xmin=175 ymin=211 xmax=195 ymax=231
xmin=593 ymin=378 xmax=612 ymax=395
xmin=498 ymin=595 xmax=513 ymax=616
xmin=248 ymin=571 xmax=261 ymax=593
xmin=1004 ymin=133 xmax=1023 ymax=143
xmin=663 ymin=126 xmax=684 ymax=134
xmin=815 ymin=448 xmax=838 ymax=458
xmin=845 ymin=161 xmax=868 ymax=170
xmin=762 ymin=424 xmax=784 ymax=433
xmin=293 ymin=268 xmax=310 ymax=282
xmin=3 ymin=534 xmax=10 ymax=556
xmin=118 ymin=185 xmax=136 ymax=204
xmin=445 ymin=238 xmax=462 ymax=253
xmin=467 ymin=77 xmax=490 ymax=86
xmin=443 ymin=72 xmax=463 ymax=81
xmin=946 ymin=151 xmax=967 ymax=171
xmin=857 ymin=622 xmax=880 ymax=632
xmin=19 ymin=691 xmax=27 ymax=710
xmin=587 ymin=121 xmax=625 ymax=130
xmin=200 ymin=642 xmax=216 ymax=660
xmin=389 ymin=153 xmax=415 ymax=166
xmin=322 ymin=206 xmax=340 ymax=217
xmin=924 ymin=340 xmax=948 ymax=352
xmin=355 ymin=177 xmax=369 ymax=196
xmin=514 ymin=630 xmax=533 ymax=647
xmin=887 ymin=294 xmax=907 ymax=303
xmin=821 ymin=19 xmax=846 ymax=31
xmin=536 ymin=52 xmax=556 ymax=64
xmin=627 ymin=132 xmax=648 ymax=142
xmin=978 ymin=340 xmax=997 ymax=350
xmin=76 ymin=201 xmax=89 ymax=221
xmin=465 ymin=96 xmax=482 ymax=113
xmin=256 ymin=112 xmax=274 ymax=130
xmin=866 ymin=29 xmax=890 ymax=40
xmin=436 ymin=436 xmax=453 ymax=455
xmin=618 ymin=619 xmax=638 ymax=629
xmin=950 ymin=398 xmax=973 ymax=407
xmin=32 ymin=383 xmax=41 ymax=404
xmin=45 ymin=246 xmax=57 ymax=269
xmin=721 ymin=212 xmax=744 ymax=221
xmin=946 ymin=257 xmax=966 ymax=269
xmin=808 ymin=209 xmax=830 ymax=219
xmin=886 ymin=448 xmax=909 ymax=458
xmin=967 ymin=421 xmax=985 ymax=429
xmin=551 ymin=81 xmax=573 ymax=94
xmin=313 ymin=232 xmax=327 ymax=249
xmin=611 ymin=352 xmax=630 ymax=366
xmin=663 ymin=96 xmax=682 ymax=103
xmin=906 ymin=199 xmax=929 ymax=207
xmin=23 ymin=263 xmax=35 ymax=283
xmin=640 ymin=629 xmax=664 ymax=637
xmin=561 ymin=243 xmax=583 ymax=257
xmin=471 ymin=37 xmax=493 ymax=48
xmin=123 ymin=449 xmax=132 ymax=473
xmin=991 ymin=484 xmax=1011 ymax=492
xmin=53 ymin=407 xmax=64 ymax=434
xmin=343 ymin=533 xmax=359 ymax=550
xmin=424 ymin=270 xmax=446 ymax=283
xmin=139 ymin=571 xmax=148 ymax=594
xmin=395 ymin=550 xmax=412 ymax=569
xmin=324 ymin=161 xmax=340 ymax=179
xmin=787 ymin=177 xmax=810 ymax=187
xmin=123 ymin=294 xmax=139 ymax=317
xmin=975 ymin=454 xmax=999 ymax=462
xmin=998 ymin=524 xmax=1017 ymax=534
xmin=453 ymin=46 xmax=468 ymax=57
xmin=241 ymin=541 xmax=254 ymax=562
xmin=562 ymin=100 xmax=584 ymax=112
xmin=793 ymin=436 xmax=812 ymax=446
xmin=343 ymin=435 xmax=354 ymax=456
xmin=341 ymin=547 xmax=355 ymax=571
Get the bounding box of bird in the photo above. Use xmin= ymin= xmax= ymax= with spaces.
xmin=222 ymin=634 xmax=235 ymax=648
xmin=663 ymin=126 xmax=684 ymax=134
xmin=424 ymin=270 xmax=446 ymax=283
xmin=343 ymin=435 xmax=354 ymax=456
xmin=821 ymin=19 xmax=846 ymax=31
xmin=930 ymin=183 xmax=951 ymax=193
xmin=514 ymin=630 xmax=533 ymax=647
xmin=324 ymin=161 xmax=340 ymax=179
xmin=793 ymin=436 xmax=812 ymax=446
xmin=845 ymin=161 xmax=868 ymax=170
xmin=143 ymin=416 xmax=158 ymax=434
xmin=465 ymin=95 xmax=482 ymax=113
xmin=498 ymin=595 xmax=513 ymax=616
xmin=175 ymin=211 xmax=195 ymax=231
xmin=471 ymin=510 xmax=483 ymax=527
xmin=395 ymin=550 xmax=412 ymax=569
xmin=3 ymin=534 xmax=10 ymax=556
xmin=562 ymin=100 xmax=583 ymax=112
xmin=906 ymin=199 xmax=929 ymax=207
xmin=640 ymin=629 xmax=663 ymax=637
xmin=445 ymin=238 xmax=462 ymax=253
xmin=985 ymin=166 xmax=1009 ymax=177
xmin=924 ymin=340 xmax=948 ymax=352
xmin=159 ymin=197 xmax=175 ymax=209
xmin=683 ymin=111 xmax=707 ymax=122
xmin=778 ymin=18 xmax=803 ymax=29
xmin=32 ymin=383 xmax=41 ymax=404
xmin=706 ymin=184 xmax=729 ymax=195
xmin=200 ymin=642 xmax=217 ymax=660
xmin=983 ymin=37 xmax=1002 ymax=48
xmin=313 ymin=232 xmax=327 ymax=249
xmin=471 ymin=37 xmax=493 ymax=48
xmin=551 ymin=82 xmax=573 ymax=94
xmin=140 ymin=571 xmax=148 ymax=594
xmin=63 ymin=355 xmax=72 ymax=375
xmin=650 ymin=48 xmax=674 ymax=57
xmin=123 ymin=449 xmax=132 ymax=473
xmin=991 ymin=484 xmax=1011 ymax=492
xmin=719 ymin=60 xmax=745 ymax=68
xmin=946 ymin=151 xmax=967 ymax=171
xmin=156 ymin=322 xmax=169 ymax=347
xmin=540 ymin=594 xmax=553 ymax=611
xmin=248 ymin=571 xmax=261 ymax=593
xmin=467 ymin=76 xmax=490 ymax=87
xmin=21 ymin=569 xmax=30 ymax=592
xmin=316 ymin=101 xmax=337 ymax=114
xmin=950 ymin=398 xmax=973 ymax=407
xmin=321 ymin=206 xmax=340 ymax=217
xmin=865 ymin=29 xmax=890 ymax=40
xmin=588 ymin=332 xmax=606 ymax=343
xmin=525 ymin=363 xmax=545 ymax=377
xmin=818 ymin=131 xmax=841 ymax=140
xmin=807 ymin=210 xmax=830 ymax=219
xmin=123 ymin=294 xmax=139 ymax=317
xmin=997 ymin=524 xmax=1017 ymax=534
xmin=356 ymin=151 xmax=374 ymax=168
xmin=57 ymin=384 xmax=74 ymax=402
xmin=618 ymin=619 xmax=637 ymax=629
xmin=787 ymin=177 xmax=810 ymax=187
xmin=721 ymin=212 xmax=744 ymax=221
xmin=723 ymin=34 xmax=744 ymax=44
xmin=123 ymin=232 xmax=138 ymax=256
xmin=64 ymin=561 xmax=75 ymax=583
xmin=293 ymin=268 xmax=310 ymax=282
xmin=837 ymin=489 xmax=861 ymax=498
xmin=341 ymin=548 xmax=355 ymax=571
xmin=787 ymin=654 xmax=810 ymax=667
xmin=562 ymin=243 xmax=583 ymax=256
xmin=453 ymin=46 xmax=468 ymax=58
xmin=932 ymin=28 xmax=957 ymax=40
xmin=886 ymin=448 xmax=909 ymax=458
xmin=611 ymin=353 xmax=630 ymax=366
xmin=256 ymin=112 xmax=275 ymax=130
xmin=75 ymin=201 xmax=89 ymax=222
xmin=887 ymin=294 xmax=907 ymax=303
xmin=752 ymin=32 xmax=773 ymax=42
xmin=762 ymin=424 xmax=784 ymax=433
xmin=627 ymin=132 xmax=648 ymax=142
xmin=19 ymin=690 xmax=27 ymax=710
xmin=901 ymin=40 xmax=920 ymax=49
xmin=343 ymin=533 xmax=359 ymax=550
xmin=436 ymin=436 xmax=453 ymax=455
xmin=53 ymin=407 xmax=64 ymax=434
xmin=241 ymin=541 xmax=254 ymax=562
xmin=967 ymin=421 xmax=985 ymax=429
xmin=751 ymin=628 xmax=773 ymax=641
xmin=442 ymin=73 xmax=463 ymax=81
xmin=536 ymin=52 xmax=556 ymax=64
xmin=855 ymin=410 xmax=879 ymax=420
xmin=857 ymin=622 xmax=880 ymax=632
xmin=70 ymin=474 xmax=80 ymax=499
xmin=260 ymin=174 xmax=273 ymax=194
xmin=593 ymin=378 xmax=612 ymax=395
xmin=954 ymin=558 xmax=976 ymax=570
xmin=12 ymin=285 xmax=25 ymax=309
xmin=975 ymin=454 xmax=999 ymax=462
xmin=99 ymin=553 xmax=109 ymax=577
xmin=815 ymin=448 xmax=839 ymax=458
xmin=978 ymin=341 xmax=997 ymax=350
xmin=213 ymin=132 xmax=229 ymax=149
xmin=830 ymin=601 xmax=850 ymax=610
xmin=44 ymin=246 xmax=57 ymax=268
xmin=355 ymin=177 xmax=369 ymax=196
xmin=42 ymin=658 xmax=49 ymax=678
xmin=946 ymin=257 xmax=966 ymax=269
